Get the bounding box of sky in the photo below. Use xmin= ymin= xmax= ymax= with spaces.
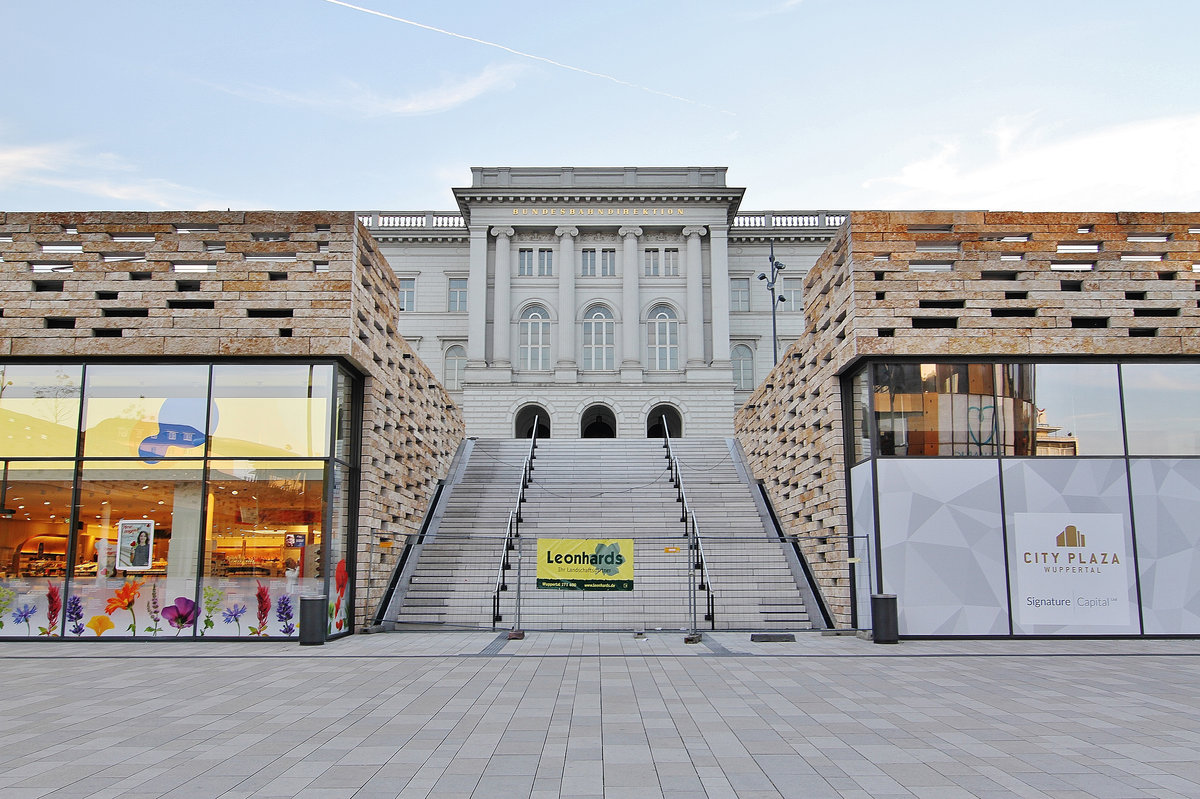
xmin=2 ymin=0 xmax=1198 ymax=214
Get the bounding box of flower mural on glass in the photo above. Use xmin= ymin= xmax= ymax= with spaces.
xmin=161 ymin=597 xmax=198 ymax=635
xmin=12 ymin=603 xmax=37 ymax=635
xmin=276 ymin=594 xmax=295 ymax=636
xmin=105 ymin=578 xmax=145 ymax=636
xmin=201 ymin=586 xmax=225 ymax=636
xmin=145 ymin=582 xmax=163 ymax=636
xmin=86 ymin=615 xmax=114 ymax=637
xmin=250 ymin=581 xmax=271 ymax=637
xmin=66 ymin=594 xmax=85 ymax=636
xmin=39 ymin=582 xmax=61 ymax=637
xmin=332 ymin=559 xmax=348 ymax=632
xmin=222 ymin=603 xmax=247 ymax=636
xmin=0 ymin=585 xmax=15 ymax=630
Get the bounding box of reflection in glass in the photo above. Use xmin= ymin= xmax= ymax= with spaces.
xmin=334 ymin=368 xmax=355 ymax=463
xmin=1122 ymin=363 xmax=1200 ymax=456
xmin=850 ymin=368 xmax=871 ymax=464
xmin=83 ymin=364 xmax=210 ymax=460
xmin=1033 ymin=364 xmax=1124 ymax=456
xmin=209 ymin=364 xmax=333 ymax=458
xmin=0 ymin=364 xmax=82 ymax=458
xmin=0 ymin=461 xmax=74 ymax=637
xmin=329 ymin=462 xmax=351 ymax=635
xmin=72 ymin=460 xmax=204 ymax=637
xmin=202 ymin=460 xmax=326 ymax=637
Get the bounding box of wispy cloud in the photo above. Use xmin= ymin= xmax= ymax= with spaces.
xmin=210 ymin=63 xmax=525 ymax=117
xmin=0 ymin=139 xmax=235 ymax=209
xmin=317 ymin=0 xmax=733 ymax=115
xmin=866 ymin=113 xmax=1200 ymax=209
xmin=741 ymin=0 xmax=804 ymax=20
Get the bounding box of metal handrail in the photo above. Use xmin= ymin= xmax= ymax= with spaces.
xmin=492 ymin=416 xmax=539 ymax=629
xmin=661 ymin=417 xmax=715 ymax=636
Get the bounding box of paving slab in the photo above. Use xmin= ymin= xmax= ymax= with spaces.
xmin=2 ymin=633 xmax=1200 ymax=797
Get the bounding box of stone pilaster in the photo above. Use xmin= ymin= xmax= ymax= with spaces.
xmin=491 ymin=226 xmax=514 ymax=368
xmin=709 ymin=224 xmax=731 ymax=364
xmin=466 ymin=225 xmax=488 ymax=364
xmin=619 ymin=226 xmax=643 ymax=381
xmin=683 ymin=226 xmax=707 ymax=367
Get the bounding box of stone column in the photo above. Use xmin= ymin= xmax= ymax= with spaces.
xmin=683 ymin=226 xmax=707 ymax=367
xmin=555 ymin=226 xmax=578 ymax=374
xmin=467 ymin=225 xmax=489 ymax=365
xmin=709 ymin=224 xmax=731 ymax=364
xmin=619 ymin=226 xmax=643 ymax=377
xmin=491 ymin=226 xmax=514 ymax=367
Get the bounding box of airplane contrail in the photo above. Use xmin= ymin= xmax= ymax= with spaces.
xmin=317 ymin=0 xmax=734 ymax=115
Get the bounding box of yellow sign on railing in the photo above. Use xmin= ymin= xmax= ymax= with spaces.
xmin=536 ymin=538 xmax=634 ymax=591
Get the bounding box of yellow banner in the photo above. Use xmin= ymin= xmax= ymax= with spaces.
xmin=537 ymin=538 xmax=634 ymax=591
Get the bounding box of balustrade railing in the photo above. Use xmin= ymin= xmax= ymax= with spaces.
xmin=359 ymin=211 xmax=847 ymax=231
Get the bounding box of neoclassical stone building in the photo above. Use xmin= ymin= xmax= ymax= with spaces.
xmin=363 ymin=167 xmax=844 ymax=438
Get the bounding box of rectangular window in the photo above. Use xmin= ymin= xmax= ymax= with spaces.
xmin=447 ymin=278 xmax=467 ymax=312
xmin=644 ymin=249 xmax=660 ymax=276
xmin=663 ymin=248 xmax=680 ymax=276
xmin=518 ymin=248 xmax=534 ymax=276
xmin=398 ymin=278 xmax=415 ymax=311
xmin=581 ymin=249 xmax=596 ymax=276
xmin=601 ymin=249 xmax=617 ymax=276
xmin=730 ymin=278 xmax=750 ymax=312
xmin=779 ymin=279 xmax=802 ymax=310
xmin=537 ymin=248 xmax=553 ymax=276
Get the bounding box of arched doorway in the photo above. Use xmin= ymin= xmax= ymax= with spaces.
xmin=581 ymin=405 xmax=616 ymax=438
xmin=646 ymin=404 xmax=682 ymax=439
xmin=515 ymin=404 xmax=551 ymax=439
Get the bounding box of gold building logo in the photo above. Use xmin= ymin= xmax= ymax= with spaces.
xmin=1056 ymin=525 xmax=1086 ymax=547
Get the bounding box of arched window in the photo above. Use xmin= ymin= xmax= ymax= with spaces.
xmin=646 ymin=304 xmax=679 ymax=370
xmin=443 ymin=345 xmax=466 ymax=391
xmin=519 ymin=305 xmax=551 ymax=371
xmin=581 ymin=305 xmax=615 ymax=371
xmin=731 ymin=344 xmax=754 ymax=391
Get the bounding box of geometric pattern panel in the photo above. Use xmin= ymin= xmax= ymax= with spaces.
xmin=1131 ymin=459 xmax=1200 ymax=634
xmin=1001 ymin=459 xmax=1140 ymax=636
xmin=877 ymin=459 xmax=1009 ymax=636
xmin=850 ymin=462 xmax=876 ymax=629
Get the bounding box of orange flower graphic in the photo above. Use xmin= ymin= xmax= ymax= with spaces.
xmin=105 ymin=578 xmax=145 ymax=636
xmin=86 ymin=615 xmax=115 ymax=636
xmin=105 ymin=578 xmax=144 ymax=614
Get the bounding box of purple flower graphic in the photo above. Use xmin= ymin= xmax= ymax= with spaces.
xmin=145 ymin=583 xmax=163 ymax=636
xmin=161 ymin=597 xmax=198 ymax=635
xmin=66 ymin=594 xmax=85 ymax=637
xmin=276 ymin=595 xmax=295 ymax=636
xmin=13 ymin=603 xmax=37 ymax=635
xmin=222 ymin=603 xmax=248 ymax=636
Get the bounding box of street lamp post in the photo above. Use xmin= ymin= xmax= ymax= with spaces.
xmin=757 ymin=241 xmax=787 ymax=364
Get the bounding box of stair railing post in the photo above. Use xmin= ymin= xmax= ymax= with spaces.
xmin=514 ymin=533 xmax=523 ymax=633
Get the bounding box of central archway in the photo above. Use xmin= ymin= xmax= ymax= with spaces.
xmin=515 ymin=404 xmax=550 ymax=439
xmin=581 ymin=404 xmax=616 ymax=438
xmin=646 ymin=404 xmax=682 ymax=439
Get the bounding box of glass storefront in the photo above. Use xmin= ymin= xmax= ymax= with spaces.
xmin=0 ymin=361 xmax=358 ymax=640
xmin=859 ymin=360 xmax=1188 ymax=461
xmin=849 ymin=359 xmax=1200 ymax=637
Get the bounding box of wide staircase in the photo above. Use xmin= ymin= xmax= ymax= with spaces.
xmin=380 ymin=437 xmax=818 ymax=632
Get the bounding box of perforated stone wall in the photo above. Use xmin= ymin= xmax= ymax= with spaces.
xmin=0 ymin=211 xmax=465 ymax=628
xmin=736 ymin=211 xmax=1200 ymax=628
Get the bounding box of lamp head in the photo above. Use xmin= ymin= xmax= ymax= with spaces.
xmin=776 ymin=262 xmax=785 ymax=270
xmin=757 ymin=273 xmax=766 ymax=281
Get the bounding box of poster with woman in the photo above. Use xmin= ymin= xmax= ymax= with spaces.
xmin=116 ymin=520 xmax=154 ymax=570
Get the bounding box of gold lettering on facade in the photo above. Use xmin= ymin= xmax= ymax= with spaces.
xmin=507 ymin=207 xmax=688 ymax=217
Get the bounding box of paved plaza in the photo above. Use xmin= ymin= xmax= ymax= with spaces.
xmin=3 ymin=632 xmax=1200 ymax=798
